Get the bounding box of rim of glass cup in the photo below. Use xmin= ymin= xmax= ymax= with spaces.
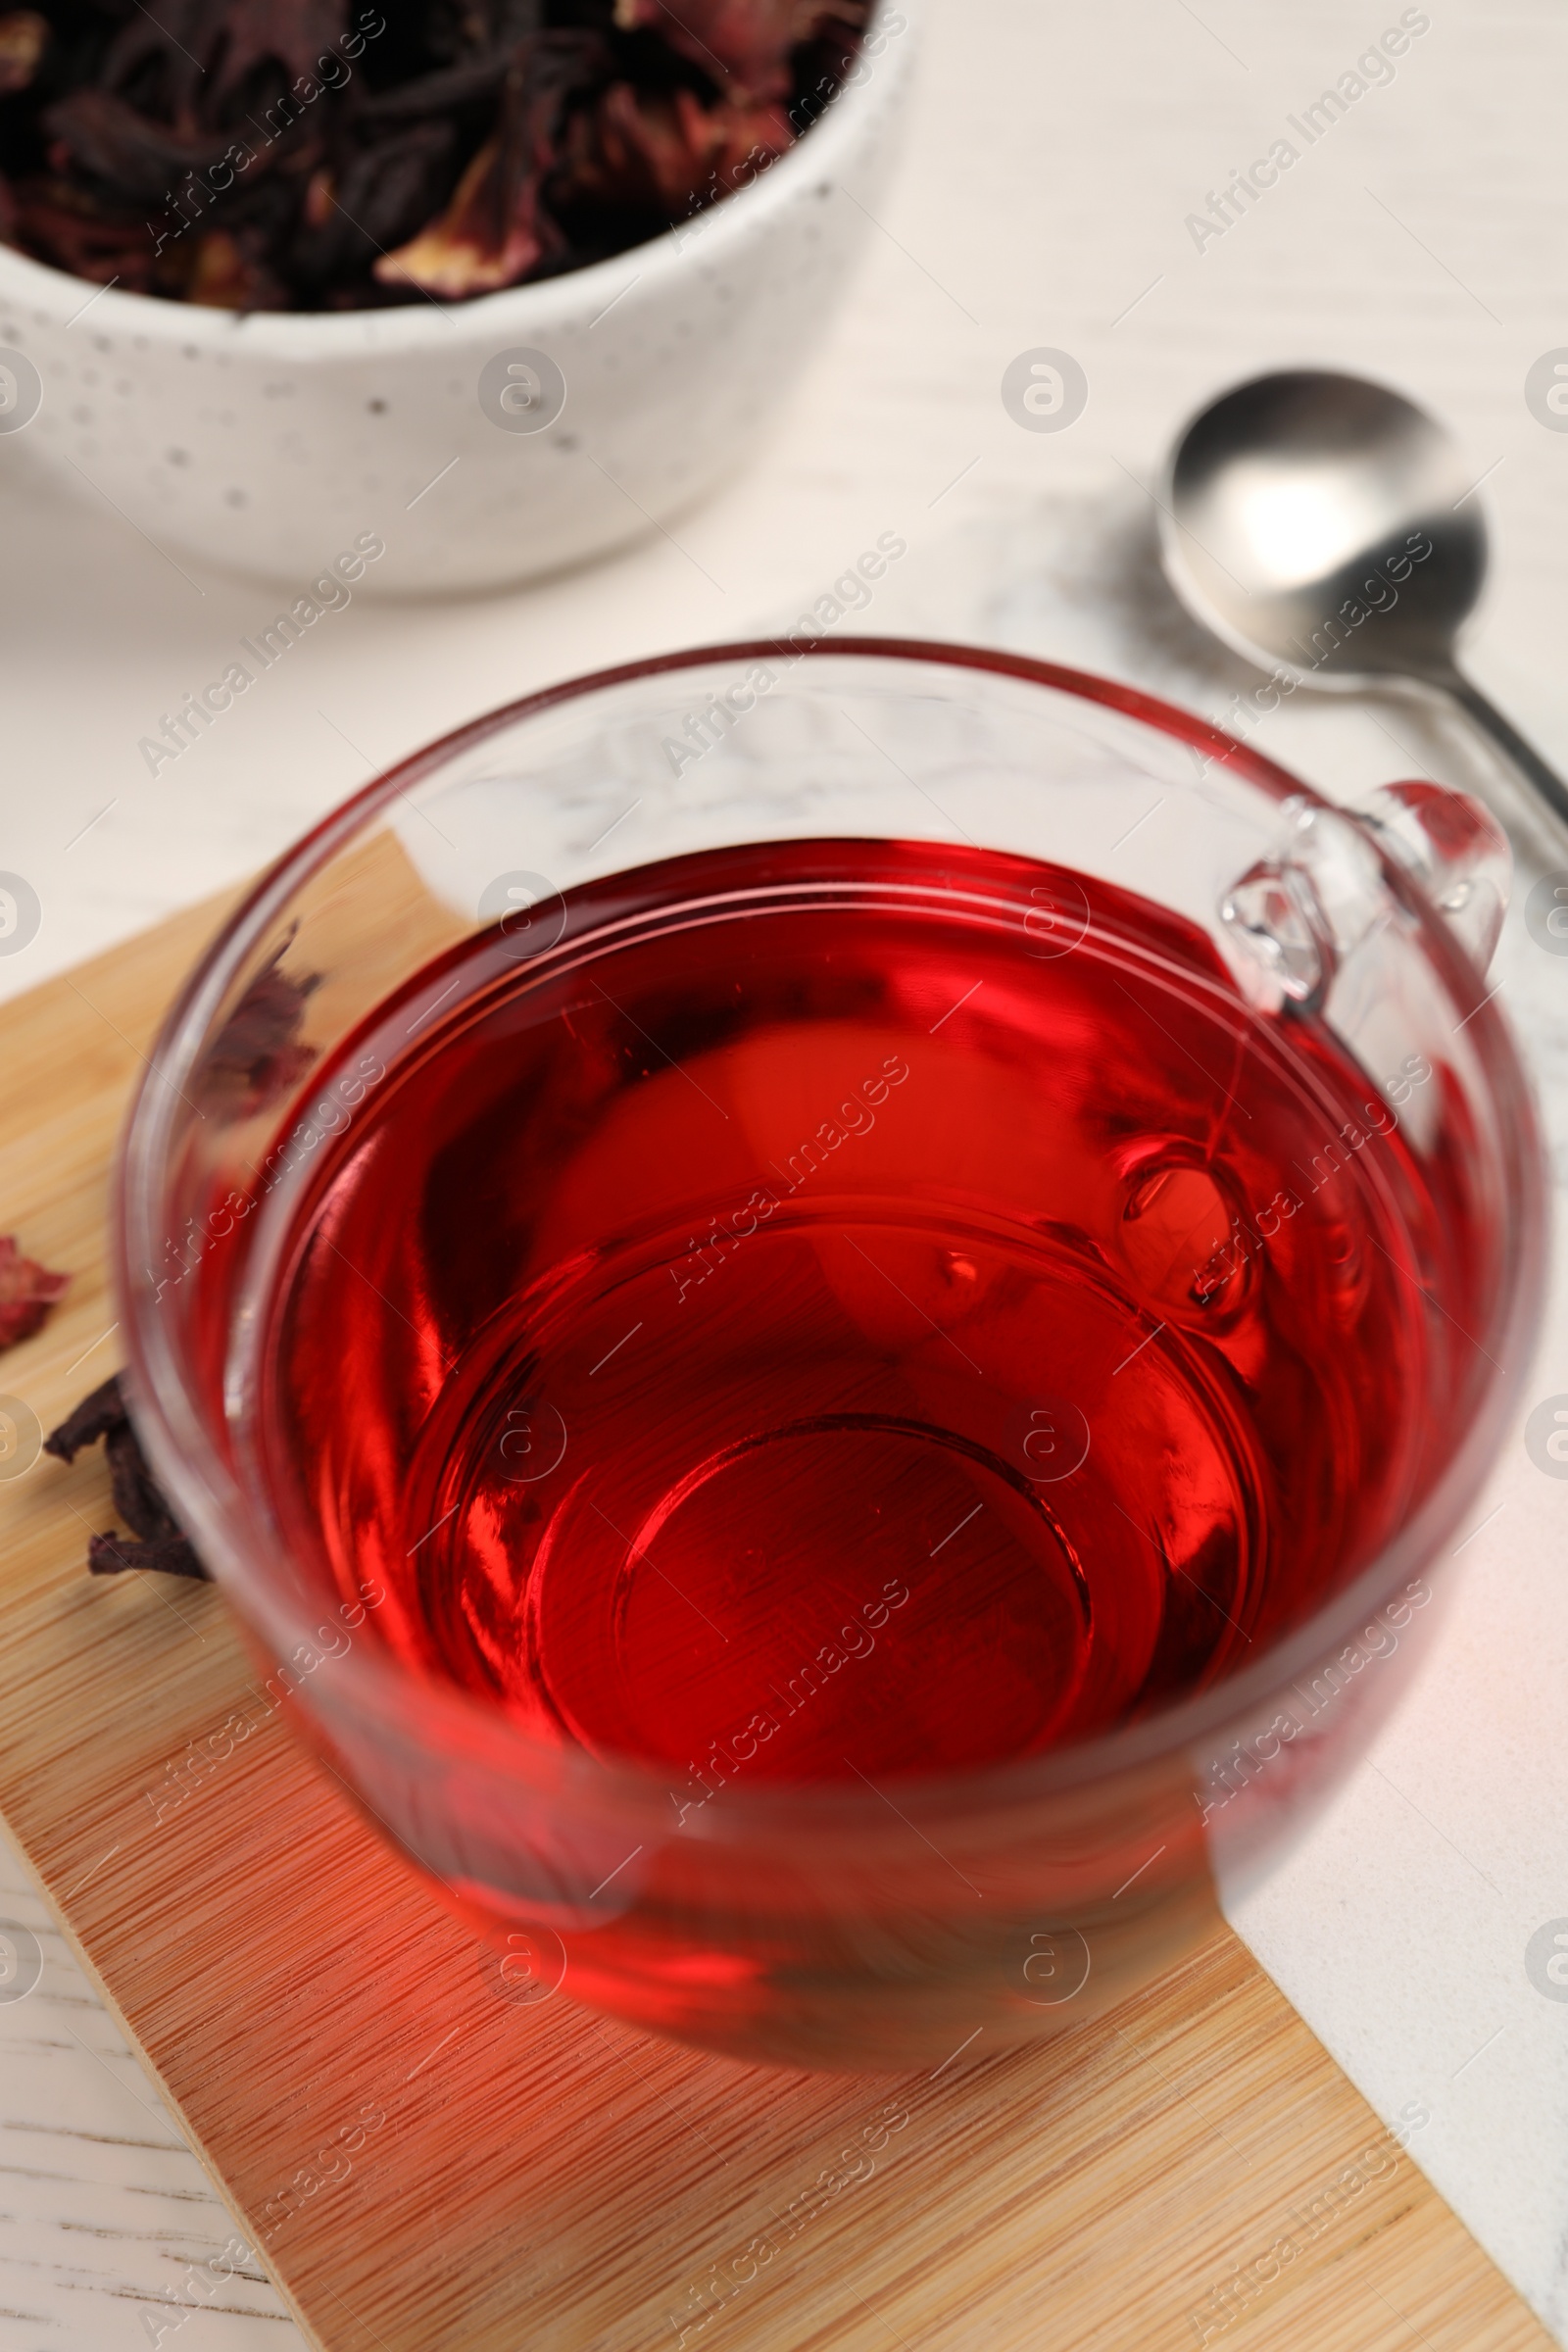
xmin=116 ymin=638 xmax=1548 ymax=1820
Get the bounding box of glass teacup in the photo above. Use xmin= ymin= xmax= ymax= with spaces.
xmin=118 ymin=642 xmax=1544 ymax=2068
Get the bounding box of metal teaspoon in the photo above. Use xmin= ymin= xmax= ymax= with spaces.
xmin=1157 ymin=368 xmax=1568 ymax=850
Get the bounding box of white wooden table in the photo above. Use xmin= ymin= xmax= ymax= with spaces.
xmin=5 ymin=0 xmax=1568 ymax=2340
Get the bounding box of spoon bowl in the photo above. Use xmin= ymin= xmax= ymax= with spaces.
xmin=1160 ymin=368 xmax=1568 ymax=844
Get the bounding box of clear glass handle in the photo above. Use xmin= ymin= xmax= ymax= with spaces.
xmin=1221 ymin=782 xmax=1511 ymax=1007
xmin=1355 ymin=780 xmax=1511 ymax=972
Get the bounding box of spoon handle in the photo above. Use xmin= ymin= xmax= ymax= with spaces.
xmin=1441 ymin=667 xmax=1568 ymax=852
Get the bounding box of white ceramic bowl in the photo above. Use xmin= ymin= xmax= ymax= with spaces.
xmin=0 ymin=3 xmax=914 ymax=594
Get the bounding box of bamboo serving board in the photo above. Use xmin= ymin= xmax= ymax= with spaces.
xmin=0 ymin=882 xmax=1552 ymax=2352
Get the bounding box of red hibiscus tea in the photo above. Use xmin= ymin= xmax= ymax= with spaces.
xmin=246 ymin=835 xmax=1449 ymax=1797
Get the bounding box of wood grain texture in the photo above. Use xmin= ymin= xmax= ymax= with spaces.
xmin=0 ymin=894 xmax=1552 ymax=2352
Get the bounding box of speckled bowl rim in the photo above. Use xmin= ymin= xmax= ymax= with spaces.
xmin=0 ymin=0 xmax=913 ymax=358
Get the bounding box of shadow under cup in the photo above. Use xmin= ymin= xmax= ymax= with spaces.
xmin=118 ymin=643 xmax=1545 ymax=2068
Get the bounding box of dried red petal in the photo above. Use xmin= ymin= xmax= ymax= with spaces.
xmin=563 ymin=80 xmax=791 ymax=215
xmin=43 ymin=1373 xmax=123 ymax=1463
xmin=89 ymin=1529 xmax=208 ymax=1580
xmin=614 ymin=0 xmax=864 ymax=100
xmin=303 ymin=166 xmax=335 ymax=229
xmin=377 ymin=131 xmax=549 ymax=296
xmin=9 ymin=179 xmax=160 ymax=290
xmin=0 ymin=10 xmax=46 ymax=96
xmin=376 ymin=32 xmax=599 ymax=299
xmin=0 ymin=1235 xmax=70 ymax=1350
xmin=105 ymin=1421 xmax=183 ymax=1543
xmin=200 ymin=942 xmax=320 ymax=1118
xmin=186 ymin=227 xmax=283 ymax=309
xmin=208 ymin=0 xmax=349 ymax=106
xmin=45 ymin=1372 xmax=212 ymax=1580
xmin=42 ymin=88 xmax=239 ymax=208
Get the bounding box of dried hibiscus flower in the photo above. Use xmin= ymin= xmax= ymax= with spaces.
xmin=563 ymin=79 xmax=791 ymax=215
xmin=198 ymin=940 xmax=320 ymax=1122
xmin=0 ymin=11 xmax=44 ymax=97
xmin=613 ymin=0 xmax=863 ymax=102
xmin=0 ymin=1233 xmax=70 ymax=1349
xmin=377 ymin=29 xmax=603 ymax=299
xmin=0 ymin=0 xmax=871 ymax=312
xmin=44 ymin=1372 xmax=209 ymax=1581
